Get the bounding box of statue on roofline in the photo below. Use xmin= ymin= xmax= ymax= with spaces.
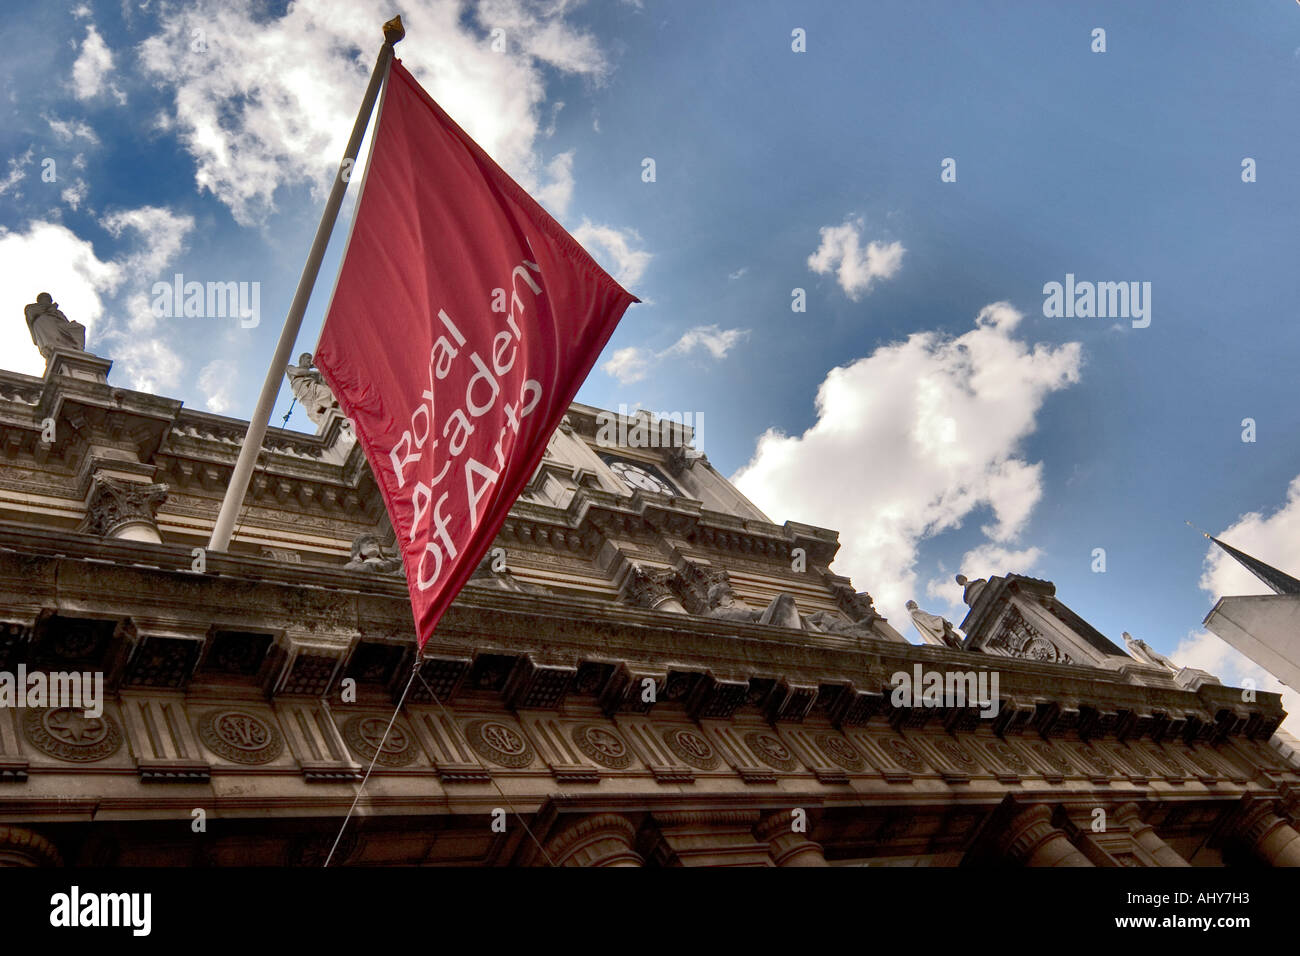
xmin=24 ymin=292 xmax=87 ymax=358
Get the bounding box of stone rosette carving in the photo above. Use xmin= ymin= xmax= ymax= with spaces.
xmin=197 ymin=709 xmax=284 ymax=765
xmin=23 ymin=708 xmax=122 ymax=762
xmin=745 ymin=731 xmax=798 ymax=771
xmin=661 ymin=727 xmax=719 ymax=770
xmin=79 ymin=476 xmax=169 ymax=538
xmin=816 ymin=733 xmax=866 ymax=771
xmin=343 ymin=715 xmax=417 ymax=768
xmin=464 ymin=719 xmax=535 ymax=769
xmin=570 ymin=724 xmax=633 ymax=770
xmin=887 ymin=738 xmax=925 ymax=773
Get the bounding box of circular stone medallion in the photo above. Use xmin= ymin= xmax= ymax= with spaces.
xmin=23 ymin=708 xmax=122 ymax=762
xmin=197 ymin=709 xmax=284 ymax=765
xmin=1032 ymin=742 xmax=1073 ymax=774
xmin=571 ymin=724 xmax=633 ymax=770
xmin=343 ymin=715 xmax=416 ymax=767
xmin=937 ymin=738 xmax=978 ymax=770
xmin=661 ymin=727 xmax=719 ymax=770
xmin=816 ymin=733 xmax=865 ymax=772
xmin=465 ymin=719 xmax=535 ymax=768
xmin=1078 ymin=745 xmax=1114 ymax=775
xmin=745 ymin=732 xmax=798 ymax=771
xmin=986 ymin=740 xmax=1030 ymax=773
xmin=887 ymin=738 xmax=926 ymax=772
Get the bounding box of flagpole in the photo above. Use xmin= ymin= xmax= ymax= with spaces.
xmin=208 ymin=16 xmax=405 ymax=552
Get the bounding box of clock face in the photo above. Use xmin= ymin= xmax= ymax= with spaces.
xmin=601 ymin=456 xmax=678 ymax=496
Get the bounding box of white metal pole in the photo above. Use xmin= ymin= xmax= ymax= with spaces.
xmin=208 ymin=16 xmax=404 ymax=552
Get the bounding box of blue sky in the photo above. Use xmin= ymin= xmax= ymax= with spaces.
xmin=2 ymin=0 xmax=1300 ymax=702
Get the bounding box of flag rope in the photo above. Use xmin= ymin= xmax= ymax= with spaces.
xmin=323 ymin=658 xmax=419 ymax=867
xmin=412 ymin=666 xmax=557 ymax=866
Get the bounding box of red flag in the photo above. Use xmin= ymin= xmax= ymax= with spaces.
xmin=315 ymin=60 xmax=637 ymax=647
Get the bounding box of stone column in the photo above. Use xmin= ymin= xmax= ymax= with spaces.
xmin=541 ymin=813 xmax=642 ymax=867
xmin=755 ymin=811 xmax=828 ymax=866
xmin=1231 ymin=801 xmax=1300 ymax=867
xmin=1114 ymin=803 xmax=1190 ymax=866
xmin=999 ymin=805 xmax=1094 ymax=867
xmin=646 ymin=810 xmax=774 ymax=866
xmin=0 ymin=825 xmax=62 ymax=867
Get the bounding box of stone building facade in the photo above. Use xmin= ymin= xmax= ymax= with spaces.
xmin=0 ymin=326 xmax=1297 ymax=867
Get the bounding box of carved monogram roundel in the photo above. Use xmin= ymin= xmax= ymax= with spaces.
xmin=23 ymin=708 xmax=122 ymax=762
xmin=465 ymin=719 xmax=535 ymax=768
xmin=1078 ymin=745 xmax=1114 ymax=775
xmin=936 ymin=738 xmax=977 ymax=770
xmin=197 ymin=709 xmax=284 ymax=765
xmin=816 ymin=733 xmax=865 ymax=771
xmin=745 ymin=732 xmax=797 ymax=771
xmin=1032 ymin=742 xmax=1073 ymax=774
xmin=662 ymin=728 xmax=719 ymax=770
xmin=986 ymin=740 xmax=1030 ymax=773
xmin=343 ymin=716 xmax=417 ymax=767
xmin=571 ymin=724 xmax=633 ymax=769
xmin=887 ymin=738 xmax=925 ymax=772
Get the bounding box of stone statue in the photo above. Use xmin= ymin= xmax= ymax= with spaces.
xmin=343 ymin=533 xmax=403 ymax=574
xmin=907 ymin=600 xmax=962 ymax=648
xmin=955 ymin=574 xmax=988 ymax=607
xmin=467 ymin=552 xmax=551 ymax=594
xmin=802 ymin=609 xmax=876 ymax=639
xmin=702 ymin=575 xmax=802 ymax=629
xmin=24 ymin=293 xmax=86 ymax=358
xmin=285 ymin=353 xmax=339 ymax=426
xmin=1123 ymin=632 xmax=1178 ymax=672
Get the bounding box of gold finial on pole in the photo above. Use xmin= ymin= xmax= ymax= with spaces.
xmin=383 ymin=15 xmax=405 ymax=45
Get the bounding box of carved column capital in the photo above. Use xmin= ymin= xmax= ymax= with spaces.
xmin=1227 ymin=798 xmax=1300 ymax=867
xmin=80 ymin=475 xmax=168 ymax=541
xmin=540 ymin=813 xmax=642 ymax=867
xmin=755 ymin=811 xmax=828 ymax=867
xmin=999 ymin=805 xmax=1094 ymax=867
xmin=0 ymin=825 xmax=62 ymax=867
xmin=1113 ymin=803 xmax=1190 ymax=866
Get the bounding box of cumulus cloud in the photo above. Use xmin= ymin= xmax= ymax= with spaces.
xmin=198 ymin=359 xmax=238 ymax=413
xmin=138 ymin=0 xmax=610 ymax=225
xmin=570 ymin=220 xmax=651 ymax=289
xmin=1197 ymin=475 xmax=1300 ymax=600
xmin=733 ymin=302 xmax=1082 ymax=625
xmin=807 ymin=217 xmax=905 ymax=300
xmin=602 ymin=323 xmax=749 ymax=384
xmin=99 ymin=205 xmax=196 ymax=287
xmin=72 ymin=25 xmax=116 ymax=101
xmin=0 ymin=221 xmax=122 ymax=376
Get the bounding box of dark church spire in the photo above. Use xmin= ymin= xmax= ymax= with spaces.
xmin=1206 ymin=535 xmax=1300 ymax=595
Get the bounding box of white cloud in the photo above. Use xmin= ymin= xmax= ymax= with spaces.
xmin=533 ymin=150 xmax=574 ymax=217
xmin=570 ymin=219 xmax=651 ymax=289
xmin=924 ymin=542 xmax=1043 ymax=609
xmin=61 ymin=178 xmax=89 ymax=210
xmin=72 ymin=25 xmax=115 ymax=101
xmin=139 ymin=0 xmax=612 ymax=226
xmin=0 ymin=148 xmax=33 ymax=197
xmin=1197 ymin=475 xmax=1300 ymax=600
xmin=601 ymin=346 xmax=650 ymax=385
xmin=99 ymin=206 xmax=196 ymax=288
xmin=115 ymin=338 xmax=183 ymax=393
xmin=602 ymin=323 xmax=749 ymax=384
xmin=0 ymin=221 xmax=122 ymax=376
xmin=733 ymin=302 xmax=1082 ymax=625
xmin=728 ymin=267 xmax=747 ymax=281
xmin=46 ymin=115 xmax=100 ymax=145
xmin=807 ymin=217 xmax=905 ymax=300
xmin=198 ymin=359 xmax=238 ymax=412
